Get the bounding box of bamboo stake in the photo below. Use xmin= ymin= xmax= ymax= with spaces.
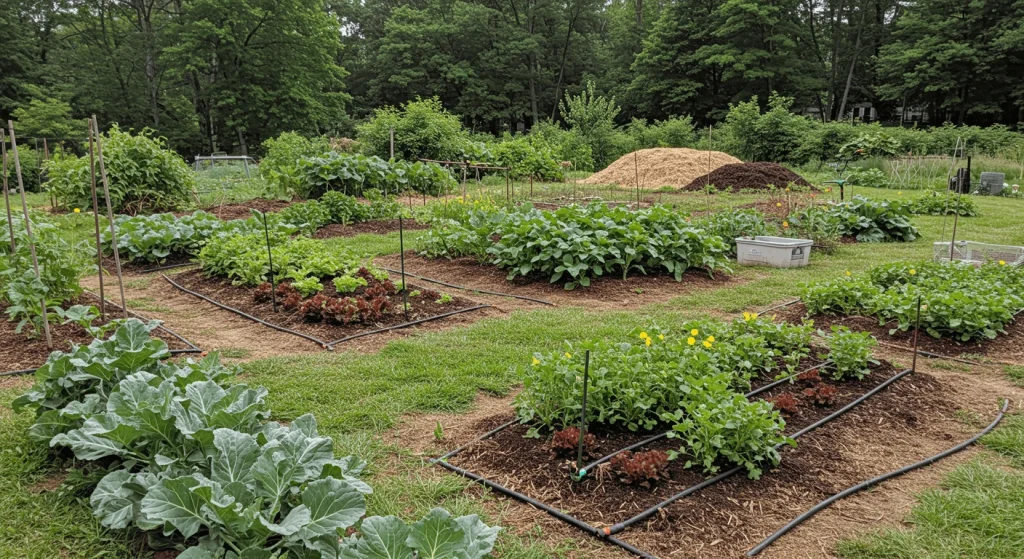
xmin=92 ymin=116 xmax=128 ymax=318
xmin=633 ymin=151 xmax=640 ymax=207
xmin=87 ymin=121 xmax=106 ymax=318
xmin=1 ymin=130 xmax=16 ymax=252
xmin=706 ymin=126 xmax=712 ymax=214
xmin=8 ymin=121 xmax=53 ymax=348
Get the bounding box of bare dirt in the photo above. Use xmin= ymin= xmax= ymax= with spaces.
xmin=683 ymin=163 xmax=812 ymax=192
xmin=581 ymin=149 xmax=742 ymax=188
xmin=313 ymin=219 xmax=429 ymax=240
xmin=184 ymin=198 xmax=298 ymax=221
xmin=374 ymin=252 xmax=735 ymax=310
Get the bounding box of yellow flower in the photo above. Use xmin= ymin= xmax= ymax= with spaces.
xmin=782 ymin=221 xmax=789 ymax=228
xmin=909 ymin=269 xmax=916 ymax=275
xmin=703 ymin=340 xmax=712 ymax=348
xmin=690 ymin=329 xmax=699 ymax=336
xmin=687 ymin=337 xmax=696 ymax=346
xmin=532 ymin=357 xmax=540 ymax=366
xmin=999 ymin=260 xmax=1007 ymax=266
xmin=845 ymin=271 xmax=852 ymax=277
xmin=73 ymin=208 xmax=81 ymax=213
xmin=743 ymin=311 xmax=751 ymax=321
xmin=785 ymin=187 xmax=790 ymax=192
xmin=707 ymin=335 xmax=715 ymax=343
xmin=639 ymin=331 xmax=649 ymax=340
xmin=645 ymin=338 xmax=652 ymax=347
xmin=898 ymin=191 xmax=903 ymax=196
xmin=564 ymin=352 xmax=572 ymax=359
xmin=776 ymin=202 xmax=782 ymax=207
xmin=658 ymin=334 xmax=665 ymax=340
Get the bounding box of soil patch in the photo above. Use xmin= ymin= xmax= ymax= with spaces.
xmin=581 ymin=148 xmax=741 ymax=188
xmin=184 ymin=198 xmax=297 ymax=221
xmin=169 ymin=269 xmax=484 ymax=345
xmin=102 ymin=252 xmax=195 ymax=275
xmin=775 ymin=302 xmax=1024 ymax=364
xmin=313 ymin=219 xmax=429 ymax=239
xmin=375 ymin=253 xmax=735 ymax=310
xmin=443 ymin=365 xmax=978 ymax=558
xmin=0 ymin=297 xmax=191 ymax=374
xmin=683 ymin=163 xmax=811 ymax=192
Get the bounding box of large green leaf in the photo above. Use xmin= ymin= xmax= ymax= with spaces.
xmin=211 ymin=428 xmax=259 ymax=486
xmin=345 ymin=516 xmax=413 ymax=559
xmin=406 ymin=508 xmax=467 ymax=559
xmin=141 ymin=476 xmax=209 ymax=538
xmin=294 ymin=477 xmax=366 ymax=542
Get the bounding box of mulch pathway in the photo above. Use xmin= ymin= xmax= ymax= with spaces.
xmin=313 ymin=219 xmax=429 ymax=239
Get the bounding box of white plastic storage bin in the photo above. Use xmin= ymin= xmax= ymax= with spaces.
xmin=735 ymin=236 xmax=813 ymax=268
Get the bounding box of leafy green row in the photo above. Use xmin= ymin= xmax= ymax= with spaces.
xmin=14 ymin=320 xmax=500 ymax=558
xmin=787 ymin=196 xmax=919 ymax=243
xmin=802 ymin=261 xmax=1024 ymax=341
xmin=421 ymin=203 xmax=732 ymax=289
xmin=908 ymin=191 xmax=980 ymax=217
xmin=297 ymin=151 xmax=455 ymax=198
xmin=198 ymin=235 xmax=363 ymax=287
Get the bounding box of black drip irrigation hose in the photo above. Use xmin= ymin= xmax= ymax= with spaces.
xmin=876 ymin=341 xmax=982 ymax=366
xmin=577 ymin=361 xmax=833 ymax=478
xmin=434 ymin=460 xmax=658 ymax=559
xmin=604 ymin=367 xmax=915 ymax=536
xmin=139 ymin=261 xmax=197 ymax=274
xmin=745 ymin=398 xmax=1010 ymax=557
xmin=162 ymin=274 xmax=332 ymax=350
xmin=379 ymin=267 xmax=555 ymax=307
xmin=325 ymin=305 xmax=491 ymax=347
xmin=82 ymin=290 xmax=202 ymax=354
xmin=0 ymin=368 xmax=36 ymax=377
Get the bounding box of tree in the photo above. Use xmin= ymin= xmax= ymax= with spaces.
xmin=11 ymin=97 xmax=87 ymax=139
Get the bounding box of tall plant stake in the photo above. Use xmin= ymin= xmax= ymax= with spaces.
xmin=575 ymin=350 xmax=591 ymax=479
xmin=911 ymin=295 xmax=922 ymax=373
xmin=1 ymin=130 xmax=16 ymax=252
xmin=93 ymin=116 xmax=128 ymax=318
xmin=705 ymin=126 xmax=713 ymax=214
xmin=948 ymin=167 xmax=965 ymax=262
xmin=633 ymin=151 xmax=640 ymax=207
xmin=399 ymin=216 xmax=409 ymax=320
xmin=8 ymin=121 xmax=53 ymax=348
xmin=87 ymin=120 xmax=106 ymax=318
xmin=262 ymin=212 xmax=278 ymax=312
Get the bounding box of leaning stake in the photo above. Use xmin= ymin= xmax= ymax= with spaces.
xmin=1 ymin=130 xmax=16 ymax=252
xmin=575 ymin=350 xmax=591 ymax=479
xmin=911 ymin=294 xmax=922 ymax=372
xmin=8 ymin=121 xmax=52 ymax=348
xmin=93 ymin=116 xmax=128 ymax=318
xmin=262 ymin=211 xmax=278 ymax=312
xmin=88 ymin=120 xmax=106 ymax=318
xmin=399 ymin=216 xmax=409 ymax=320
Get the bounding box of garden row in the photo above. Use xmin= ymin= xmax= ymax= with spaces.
xmin=12 ymin=320 xmax=500 ymax=558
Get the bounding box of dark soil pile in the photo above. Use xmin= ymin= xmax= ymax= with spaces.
xmin=682 ymin=162 xmax=811 ymax=192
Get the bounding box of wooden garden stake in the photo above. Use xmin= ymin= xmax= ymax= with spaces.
xmin=462 ymin=162 xmax=467 ymax=202
xmin=705 ymin=126 xmax=713 ymax=214
xmin=633 ymin=151 xmax=640 ymax=207
xmin=8 ymin=121 xmax=53 ymax=348
xmin=911 ymin=295 xmax=922 ymax=373
xmin=93 ymin=116 xmax=128 ymax=318
xmin=389 ymin=126 xmax=395 ymax=160
xmin=575 ymin=350 xmax=591 ymax=479
xmin=87 ymin=120 xmax=106 ymax=318
xmin=1 ymin=130 xmax=16 ymax=252
xmin=399 ymin=216 xmax=409 ymax=321
xmin=262 ymin=212 xmax=278 ymax=312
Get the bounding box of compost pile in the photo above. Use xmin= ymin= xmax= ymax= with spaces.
xmin=581 ymin=148 xmax=741 ymax=188
xmin=682 ymin=162 xmax=811 ymax=192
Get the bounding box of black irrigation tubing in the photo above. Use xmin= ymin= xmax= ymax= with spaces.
xmin=434 ymin=460 xmax=658 ymax=559
xmin=577 ymin=361 xmax=834 ymax=478
xmin=746 ymin=398 xmax=1010 ymax=557
xmin=604 ymin=367 xmax=915 ymax=535
xmin=0 ymin=368 xmax=37 ymax=377
xmin=876 ymin=341 xmax=982 ymax=366
xmin=379 ymin=267 xmax=555 ymax=306
xmin=324 ymin=305 xmax=491 ymax=347
xmin=161 ymin=274 xmax=332 ymax=350
xmin=139 ymin=261 xmax=197 ymax=274
xmin=82 ymin=290 xmax=202 ymax=354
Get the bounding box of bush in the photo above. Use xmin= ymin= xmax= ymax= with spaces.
xmin=356 ymin=97 xmax=470 ymax=162
xmin=846 ymin=168 xmax=888 ymax=188
xmin=490 ymin=134 xmax=564 ymax=180
xmin=626 ymin=116 xmax=697 ymax=149
xmin=910 ymin=191 xmax=979 ymax=216
xmin=829 ymin=196 xmax=919 ymax=242
xmin=560 ymin=81 xmax=624 ymax=168
xmin=697 ymin=209 xmax=775 ymax=254
xmin=528 ymin=121 xmax=595 ymax=171
xmin=722 ymin=94 xmax=812 ymax=163
xmin=297 ymin=152 xmax=454 ymax=198
xmin=259 ymin=131 xmax=330 ymax=194
xmin=45 ymin=125 xmax=195 ymax=214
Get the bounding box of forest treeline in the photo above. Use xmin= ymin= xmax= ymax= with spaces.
xmin=1 ymin=0 xmax=1022 ymax=156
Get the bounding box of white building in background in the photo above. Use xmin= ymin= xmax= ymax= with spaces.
xmin=800 ymin=102 xmax=930 ymax=124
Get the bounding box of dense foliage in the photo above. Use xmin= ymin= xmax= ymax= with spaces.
xmin=787 ymin=197 xmax=918 ymax=243
xmin=12 ymin=320 xmax=500 ymax=558
xmin=260 ymin=132 xmax=331 ymax=194
xmin=421 ymin=203 xmax=731 ymax=289
xmin=801 ymin=261 xmax=1024 ymax=341
xmin=44 ymin=126 xmax=195 ymax=214
xmin=297 ymin=151 xmax=454 ymax=198
xmin=199 ymin=235 xmax=359 ymax=287
xmin=909 ymin=191 xmax=980 ymax=217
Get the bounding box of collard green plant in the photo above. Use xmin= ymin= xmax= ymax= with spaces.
xmin=828 ymin=196 xmax=918 ymax=242
xmin=820 ymin=326 xmax=879 ymax=380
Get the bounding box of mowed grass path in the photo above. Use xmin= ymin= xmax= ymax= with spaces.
xmin=1 ymin=185 xmax=1023 ymax=557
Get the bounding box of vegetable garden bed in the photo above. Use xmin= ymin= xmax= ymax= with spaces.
xmin=313 ymin=218 xmax=429 ymax=239
xmin=166 ymin=269 xmax=485 ymax=347
xmin=183 ymin=198 xmax=298 ymax=220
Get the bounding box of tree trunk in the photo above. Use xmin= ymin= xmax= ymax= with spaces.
xmin=837 ymin=5 xmax=867 ymax=121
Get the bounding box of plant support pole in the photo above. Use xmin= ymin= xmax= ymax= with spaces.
xmin=912 ymin=294 xmax=921 ymax=372
xmin=1 ymin=130 xmax=15 ymax=252
xmin=93 ymin=116 xmax=128 ymax=318
xmin=575 ymin=350 xmax=591 ymax=478
xmin=8 ymin=121 xmax=53 ymax=348
xmin=399 ymin=216 xmax=409 ymax=320
xmin=262 ymin=212 xmax=277 ymax=312
xmin=88 ymin=120 xmax=106 ymax=318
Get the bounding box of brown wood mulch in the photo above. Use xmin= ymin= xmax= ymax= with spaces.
xmin=313 ymin=219 xmax=429 ymax=240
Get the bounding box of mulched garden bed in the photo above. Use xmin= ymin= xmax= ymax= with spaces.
xmin=375 ymin=253 xmax=733 ymax=309
xmin=0 ymin=298 xmax=192 ymax=374
xmin=102 ymin=252 xmax=195 ymax=274
xmin=774 ymin=301 xmax=1024 ymax=364
xmin=182 ymin=198 xmax=298 ymax=221
xmin=168 ymin=269 xmax=481 ymax=345
xmin=313 ymin=219 xmax=429 ymax=239
xmin=446 ymin=363 xmax=961 ymax=557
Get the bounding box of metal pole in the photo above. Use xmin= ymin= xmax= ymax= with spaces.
xmin=88 ymin=121 xmax=106 ymax=318
xmin=262 ymin=212 xmax=278 ymax=312
xmin=1 ymin=130 xmax=16 ymax=252
xmin=399 ymin=216 xmax=409 ymax=321
xmin=949 ymin=168 xmax=964 ymax=262
xmin=93 ymin=116 xmax=128 ymax=318
xmin=575 ymin=350 xmax=591 ymax=478
xmin=8 ymin=121 xmax=52 ymax=348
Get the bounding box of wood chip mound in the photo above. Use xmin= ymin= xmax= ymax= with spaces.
xmin=682 ymin=162 xmax=811 ymax=191
xmin=580 ymin=148 xmax=741 ymax=188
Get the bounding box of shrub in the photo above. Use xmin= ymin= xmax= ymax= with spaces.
xmin=698 ymin=209 xmax=775 ymax=254
xmin=910 ymin=191 xmax=979 ymax=216
xmin=846 ymin=167 xmax=888 ymax=188
xmin=722 ymin=94 xmax=811 ymax=163
xmin=829 ymin=196 xmax=919 ymax=242
xmin=45 ymin=125 xmax=195 ymax=214
xmin=297 ymin=152 xmax=453 ymax=198
xmin=356 ymin=97 xmax=470 ymax=161
xmin=490 ymin=135 xmax=564 ymax=180
xmin=259 ymin=131 xmax=330 ymax=194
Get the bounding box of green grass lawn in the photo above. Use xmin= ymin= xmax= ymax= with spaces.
xmin=2 ymin=178 xmax=1024 ymax=558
